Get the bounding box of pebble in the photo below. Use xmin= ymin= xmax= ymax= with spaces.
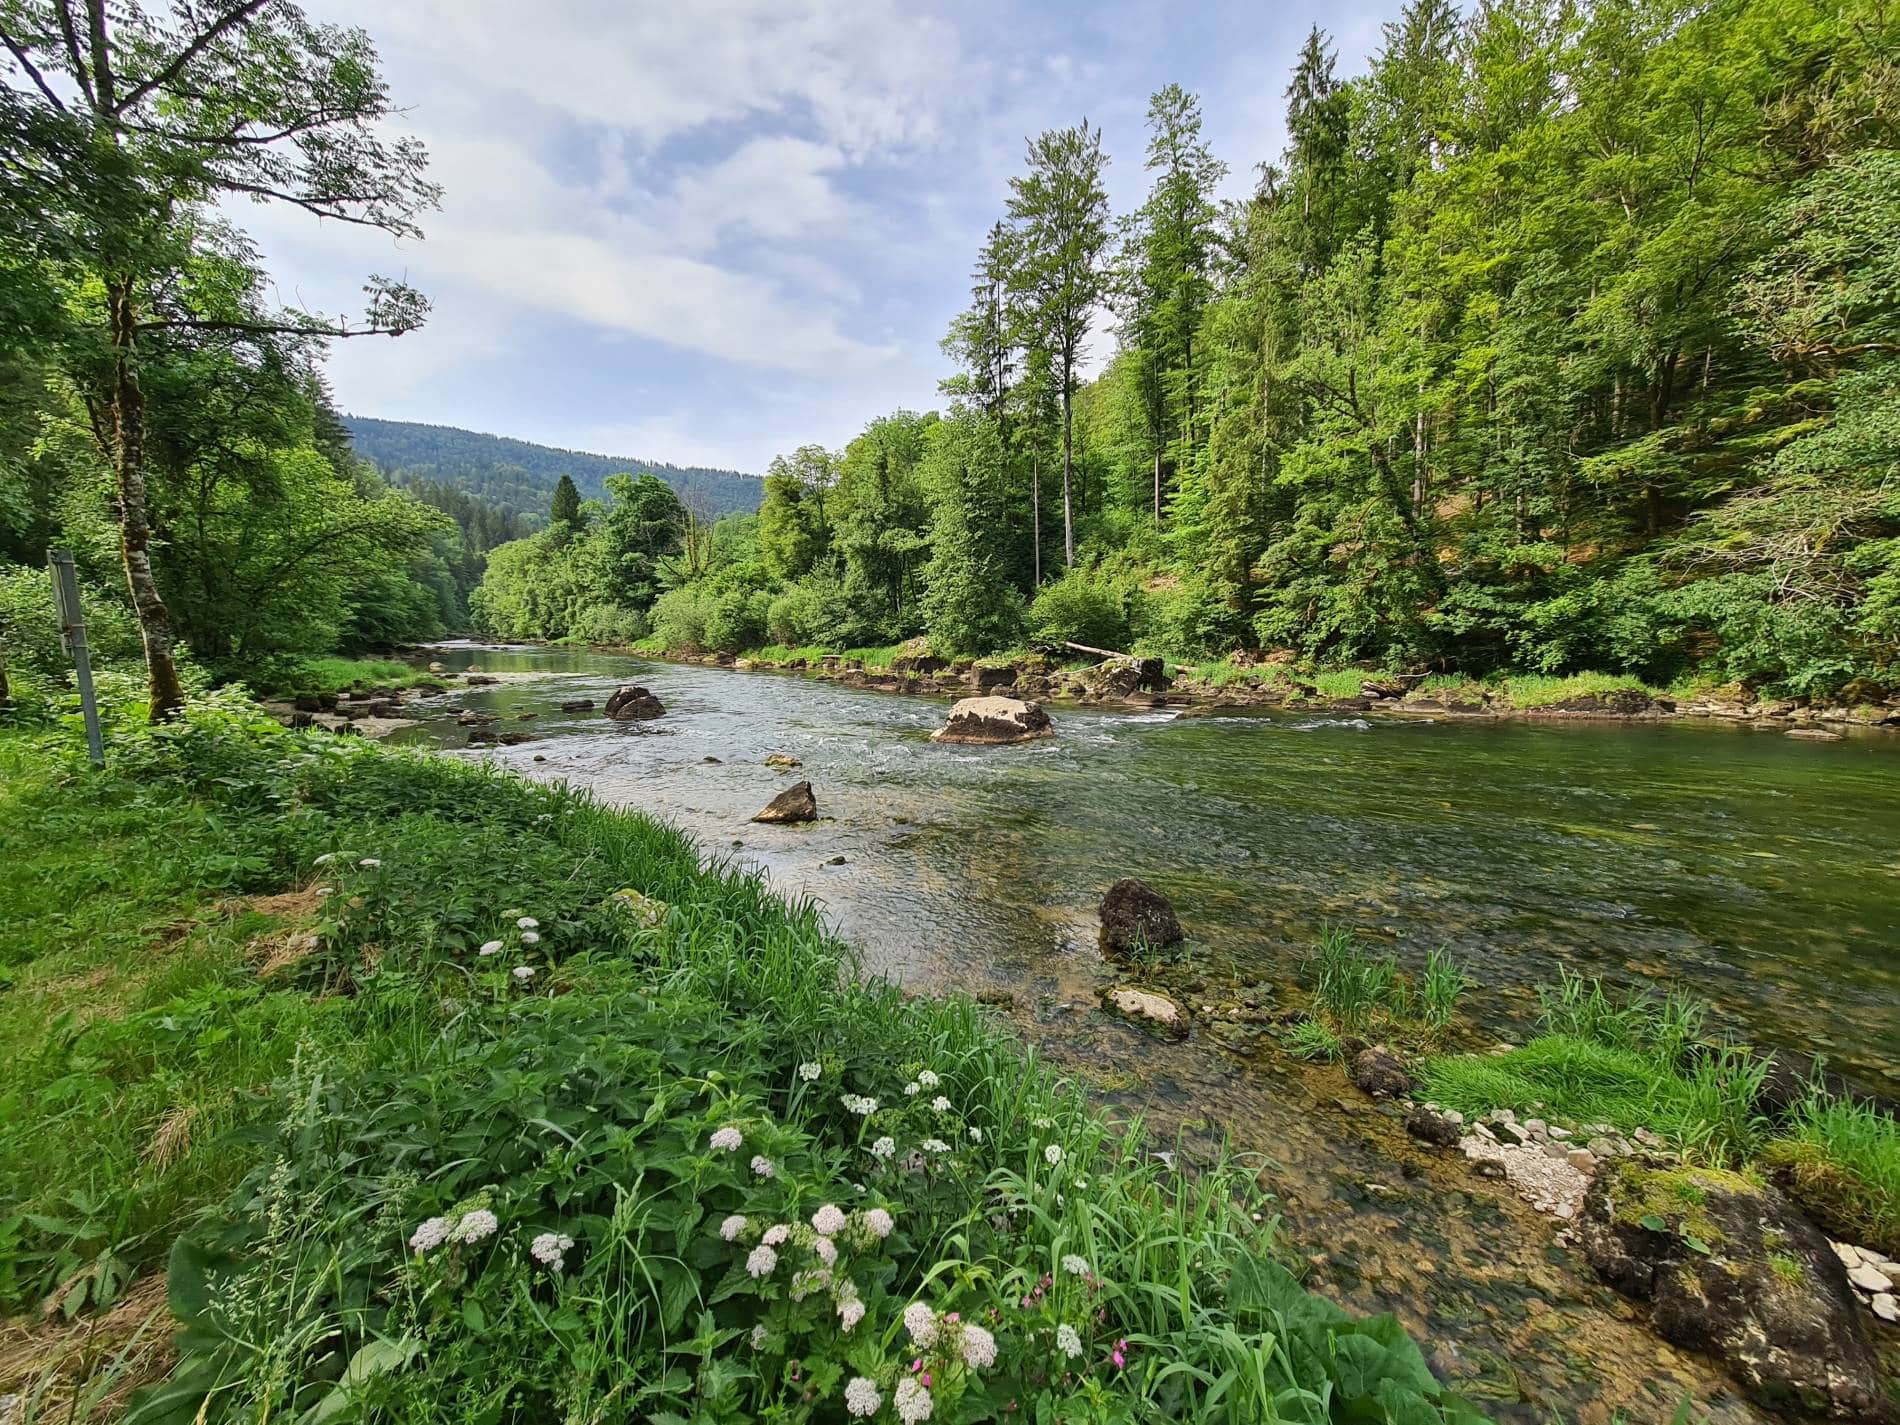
xmin=1874 ymin=1294 xmax=1898 ymax=1324
xmin=1566 ymin=1148 xmax=1598 ymax=1173
xmin=1547 ymin=1124 xmax=1572 ymax=1140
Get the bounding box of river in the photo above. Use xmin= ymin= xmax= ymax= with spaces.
xmin=393 ymin=642 xmax=1900 ymax=1420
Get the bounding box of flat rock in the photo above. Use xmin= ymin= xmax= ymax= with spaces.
xmin=1099 ymin=877 xmax=1185 ymax=954
xmin=931 ymin=695 xmax=1054 ymax=745
xmin=751 ymin=780 xmax=817 ymax=824
xmin=1102 ymin=986 xmax=1188 ymax=1040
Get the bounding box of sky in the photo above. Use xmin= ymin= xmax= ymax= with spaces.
xmin=255 ymin=0 xmax=1388 ymax=474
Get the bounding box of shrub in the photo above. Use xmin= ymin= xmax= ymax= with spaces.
xmin=649 ymin=586 xmax=714 ymax=652
xmin=1029 ymin=568 xmax=1130 ymax=651
xmin=567 ymin=602 xmax=649 ymax=645
xmin=0 ymin=562 xmax=144 ymax=676
xmin=703 ymin=587 xmax=772 ymax=652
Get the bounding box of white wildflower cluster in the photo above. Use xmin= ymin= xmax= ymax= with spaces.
xmin=959 ymin=1323 xmax=997 ymax=1369
xmin=904 ymin=1081 xmax=921 ymax=1097
xmin=1044 ymin=1144 xmax=1063 ymax=1166
xmin=512 ymin=966 xmax=536 ymax=981
xmin=894 ymin=1375 xmax=934 ymax=1423
xmin=814 ymin=1237 xmax=838 ymax=1266
xmin=841 ymin=1094 xmax=878 ymax=1116
xmin=746 ymin=1244 xmax=778 ymax=1278
xmin=1060 ymin=1253 xmax=1090 ymax=1277
xmin=750 ymin=1155 xmax=775 ymax=1178
xmin=811 ymin=1203 xmax=847 ymax=1235
xmin=408 ymin=1216 xmax=450 ymax=1252
xmin=798 ymin=1061 xmax=823 ymax=1081
xmin=921 ymin=1139 xmax=950 ymax=1154
xmin=479 ymin=939 xmax=503 ymax=956
xmin=530 ymin=1231 xmax=574 ymax=1272
xmin=789 ymin=1266 xmax=831 ymax=1300
xmin=844 ymin=1376 xmax=882 ymax=1416
xmin=750 ymin=1323 xmax=770 ymax=1351
xmin=709 ymin=1125 xmax=744 ymax=1152
xmin=870 ymin=1136 xmax=896 ymax=1160
xmin=931 ymin=1095 xmax=953 ymax=1113
xmin=903 ymin=1301 xmax=939 ymax=1348
xmin=968 ymin=1127 xmax=983 ymax=1142
xmin=763 ymin=1223 xmax=791 ymax=1246
xmin=451 ymin=1208 xmax=498 ymax=1244
xmin=837 ymin=1290 xmax=867 ymax=1333
xmin=862 ymin=1207 xmax=894 ymax=1239
xmin=1056 ymin=1323 xmax=1084 ymax=1358
xmin=516 ymin=916 xmax=538 ymax=929
xmin=359 ymin=858 xmax=382 ymax=868
xmin=519 ymin=930 xmax=540 ymax=945
xmin=720 ymin=1214 xmax=748 ymax=1241
xmin=916 ymin=1069 xmax=939 ymax=1088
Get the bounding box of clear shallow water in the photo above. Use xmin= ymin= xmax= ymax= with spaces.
xmin=396 ymin=642 xmax=1900 ymax=1417
xmin=396 ymin=642 xmax=1900 ymax=1084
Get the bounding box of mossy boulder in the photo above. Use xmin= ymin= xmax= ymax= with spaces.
xmin=1099 ymin=878 xmax=1184 ymax=955
xmin=1580 ymin=1159 xmax=1887 ymax=1420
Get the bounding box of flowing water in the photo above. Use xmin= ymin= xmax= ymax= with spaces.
xmin=394 ymin=643 xmax=1900 ymax=1420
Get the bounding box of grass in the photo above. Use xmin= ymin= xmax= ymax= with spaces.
xmin=1283 ymin=1019 xmax=1344 ymax=1062
xmin=1491 ymin=671 xmax=1665 ymax=709
xmin=1764 ymin=1096 xmax=1900 ymax=1256
xmin=248 ymin=655 xmax=432 ymax=699
xmin=1301 ymin=928 xmax=1464 ymax=1043
xmin=0 ymin=708 xmax=1486 ymax=1425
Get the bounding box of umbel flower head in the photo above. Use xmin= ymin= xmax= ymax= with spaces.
xmin=903 ymin=1301 xmax=938 ymax=1347
xmin=709 ymin=1125 xmax=743 ymax=1152
xmin=894 ymin=1375 xmax=934 ymax=1423
xmin=844 ymin=1377 xmax=882 ymax=1416
xmin=530 ymin=1231 xmax=574 ymax=1271
xmin=862 ymin=1207 xmax=894 ymax=1239
xmin=746 ymin=1244 xmax=778 ymax=1278
xmin=811 ymin=1203 xmax=846 ymax=1236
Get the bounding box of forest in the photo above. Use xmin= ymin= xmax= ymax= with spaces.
xmin=472 ymin=0 xmax=1900 ymax=701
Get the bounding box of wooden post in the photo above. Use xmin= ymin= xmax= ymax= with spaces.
xmin=48 ymin=550 xmax=105 ymax=765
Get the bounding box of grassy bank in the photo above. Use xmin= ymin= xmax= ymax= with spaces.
xmin=0 ymin=709 xmax=1484 ymax=1424
xmin=245 ymin=655 xmax=437 ymax=699
xmin=1415 ymin=971 xmax=1900 ymax=1255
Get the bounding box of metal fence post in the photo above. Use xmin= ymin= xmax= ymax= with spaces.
xmin=48 ymin=549 xmax=105 ymax=766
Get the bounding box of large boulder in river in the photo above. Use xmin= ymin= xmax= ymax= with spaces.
xmin=605 ymin=685 xmax=665 ymax=721
xmin=1580 ymin=1160 xmax=1888 ymax=1420
xmin=1102 ymin=986 xmax=1188 ymax=1040
xmin=751 ymin=780 xmax=817 ymax=824
xmin=931 ymin=696 xmax=1053 ymax=745
xmin=1099 ymin=878 xmax=1184 ymax=954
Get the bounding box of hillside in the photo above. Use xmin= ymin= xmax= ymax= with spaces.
xmin=345 ymin=415 xmax=763 ymax=518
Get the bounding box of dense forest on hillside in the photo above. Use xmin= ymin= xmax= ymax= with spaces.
xmin=345 ymin=415 xmax=763 ymax=519
xmin=476 ymin=0 xmax=1900 ymax=699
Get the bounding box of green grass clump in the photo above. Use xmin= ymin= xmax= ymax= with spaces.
xmin=1284 ymin=1019 xmax=1344 ymax=1061
xmin=1 ymin=711 xmax=1485 ymax=1425
xmin=1309 ymin=669 xmax=1378 ymax=698
xmin=1493 ymin=671 xmax=1663 ymax=709
xmin=251 ymin=655 xmax=429 ymax=698
xmin=1764 ymin=1096 xmax=1900 ymax=1256
xmin=1301 ymin=929 xmax=1465 ymax=1043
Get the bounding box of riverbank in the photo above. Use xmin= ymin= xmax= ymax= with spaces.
xmin=0 ymin=711 xmax=1486 ymax=1424
xmin=605 ymin=638 xmax=1900 ymax=736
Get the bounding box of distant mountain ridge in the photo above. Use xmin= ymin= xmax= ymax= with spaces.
xmin=345 ymin=415 xmax=763 ymax=519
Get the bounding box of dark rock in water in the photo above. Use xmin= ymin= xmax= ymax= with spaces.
xmin=366 ymin=700 xmax=402 ymax=717
xmin=464 ymin=674 xmax=500 ymax=686
xmin=1350 ymin=1045 xmax=1415 ymax=1100
xmin=1328 ymin=696 xmax=1374 ymax=712
xmin=498 ymin=731 xmax=538 ymax=746
xmin=1541 ymin=689 xmax=1654 ymax=716
xmin=605 ymin=685 xmax=665 ymax=721
xmin=931 ymin=696 xmax=1053 ymax=745
xmin=1581 ymin=1160 xmax=1887 ymax=1420
xmin=703 ymin=755 xmax=722 ymax=764
xmin=292 ymin=694 xmax=322 ymax=712
xmin=560 ymin=698 xmax=596 ymax=712
xmin=752 ymin=780 xmax=817 ymax=824
xmin=467 ymin=726 xmax=497 ymax=744
xmin=1099 ymin=878 xmax=1185 ymax=954
xmin=1405 ymin=1105 xmax=1463 ymax=1148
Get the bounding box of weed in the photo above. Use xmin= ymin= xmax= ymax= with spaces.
xmin=1284 ymin=1019 xmax=1344 ymax=1062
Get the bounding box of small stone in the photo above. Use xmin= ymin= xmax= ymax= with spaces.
xmin=1547 ymin=1124 xmax=1572 ymax=1140
xmin=751 ymin=781 xmax=818 ymax=824
xmin=1834 ymin=1242 xmax=1864 ymax=1269
xmin=1555 ymin=1202 xmax=1576 ymax=1220
xmin=1524 ymin=1117 xmax=1549 ymax=1139
xmin=1566 ymin=1148 xmax=1598 ymax=1173
xmin=1493 ymin=1120 xmax=1531 ymax=1147
xmin=1873 ymin=1293 xmax=1898 ymax=1323
xmin=1847 ymin=1262 xmax=1893 ymax=1293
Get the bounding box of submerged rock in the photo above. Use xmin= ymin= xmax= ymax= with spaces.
xmin=605 ymin=685 xmax=666 ymax=721
xmin=931 ymin=696 xmax=1054 ymax=745
xmin=765 ymin=752 xmax=802 ymax=769
xmin=1102 ymin=986 xmax=1188 ymax=1040
xmin=560 ymin=697 xmax=596 ymax=712
xmin=1350 ymin=1045 xmax=1415 ymax=1100
xmin=1099 ymin=878 xmax=1185 ymax=954
xmin=752 ymin=780 xmax=817 ymax=824
xmin=1405 ymin=1105 xmax=1464 ymax=1148
xmin=1581 ymin=1160 xmax=1888 ymax=1420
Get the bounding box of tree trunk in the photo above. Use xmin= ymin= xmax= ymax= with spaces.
xmin=108 ymin=279 xmax=186 ymax=722
xmin=1060 ymin=383 xmax=1075 ymax=567
xmin=1031 ymin=451 xmax=1041 ymax=588
xmin=1153 ymin=451 xmax=1161 ymax=522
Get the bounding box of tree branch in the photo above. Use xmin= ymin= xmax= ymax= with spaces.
xmin=0 ymin=27 xmax=70 ymax=112
xmin=134 ymin=316 xmax=410 ymax=339
xmin=51 ymin=0 xmax=92 ymax=106
xmin=113 ymin=0 xmax=270 ymax=114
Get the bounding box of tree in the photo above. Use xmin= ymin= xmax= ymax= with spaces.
xmin=550 ymin=473 xmax=583 ymax=528
xmin=757 ymin=445 xmax=837 ymax=582
xmin=1118 ymin=85 xmax=1226 ymax=519
xmin=0 ymin=0 xmax=437 ymax=717
xmin=1007 ymin=119 xmax=1111 ymax=568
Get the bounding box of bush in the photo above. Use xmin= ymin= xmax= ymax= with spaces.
xmin=0 ymin=562 xmax=144 ymax=677
xmin=1029 ymin=568 xmax=1130 ymax=651
xmin=703 ymin=587 xmax=772 ymax=653
xmin=567 ymin=602 xmax=650 ymax=645
xmin=649 ymin=586 xmax=714 ymax=652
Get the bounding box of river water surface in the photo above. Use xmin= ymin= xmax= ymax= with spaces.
xmin=395 ymin=643 xmax=1900 ymax=1419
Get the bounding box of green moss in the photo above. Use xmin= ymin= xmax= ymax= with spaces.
xmin=1607 ymin=1162 xmax=1758 ymax=1248
xmin=1768 ymin=1253 xmax=1805 ymax=1285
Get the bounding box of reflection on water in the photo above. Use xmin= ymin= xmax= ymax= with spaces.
xmin=398 ymin=642 xmax=1900 ymax=1085
xmin=394 ymin=642 xmax=1900 ymax=1419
